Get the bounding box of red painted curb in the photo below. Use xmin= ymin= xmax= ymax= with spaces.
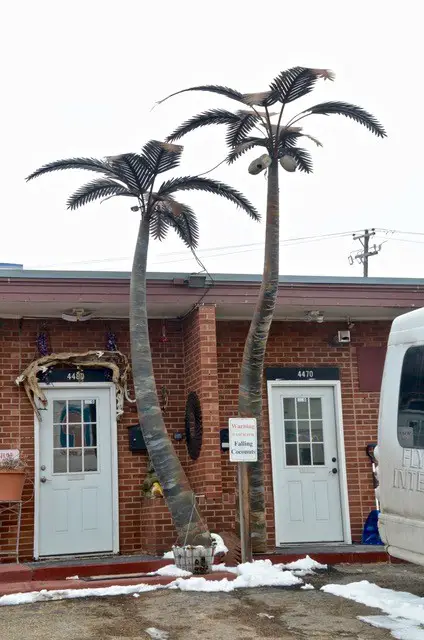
xmin=254 ymin=551 xmax=402 ymax=565
xmin=0 ymin=571 xmax=237 ymax=597
xmin=31 ymin=559 xmax=170 ymax=582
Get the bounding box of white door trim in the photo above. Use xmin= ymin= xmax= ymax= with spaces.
xmin=33 ymin=382 xmax=119 ymax=560
xmin=267 ymin=380 xmax=351 ymax=546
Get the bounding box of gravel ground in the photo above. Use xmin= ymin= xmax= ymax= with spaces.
xmin=1 ymin=562 xmax=424 ymax=639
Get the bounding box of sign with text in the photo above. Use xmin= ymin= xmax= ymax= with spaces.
xmin=229 ymin=418 xmax=258 ymax=462
xmin=0 ymin=450 xmax=19 ymax=462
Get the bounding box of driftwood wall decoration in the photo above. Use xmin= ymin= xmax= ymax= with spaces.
xmin=15 ymin=350 xmax=135 ymax=419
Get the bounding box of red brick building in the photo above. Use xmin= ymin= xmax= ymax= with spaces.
xmin=1 ymin=267 xmax=424 ymax=561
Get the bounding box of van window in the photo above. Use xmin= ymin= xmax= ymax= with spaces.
xmin=398 ymin=346 xmax=424 ymax=448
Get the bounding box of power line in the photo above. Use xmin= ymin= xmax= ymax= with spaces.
xmin=29 ymin=230 xmax=359 ymax=269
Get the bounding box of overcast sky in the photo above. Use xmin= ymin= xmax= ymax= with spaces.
xmin=1 ymin=0 xmax=422 ymax=278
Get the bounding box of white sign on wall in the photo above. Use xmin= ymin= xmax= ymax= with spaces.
xmin=0 ymin=449 xmax=19 ymax=462
xmin=229 ymin=418 xmax=258 ymax=462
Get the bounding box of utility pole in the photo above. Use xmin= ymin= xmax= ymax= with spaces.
xmin=349 ymin=229 xmax=382 ymax=277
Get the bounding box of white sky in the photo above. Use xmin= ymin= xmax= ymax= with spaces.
xmin=1 ymin=0 xmax=422 ymax=279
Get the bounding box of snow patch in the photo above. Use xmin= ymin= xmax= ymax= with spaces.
xmin=322 ymin=580 xmax=424 ymax=639
xmin=211 ymin=533 xmax=228 ymax=555
xmin=162 ymin=551 xmax=174 ymax=559
xmin=145 ymin=628 xmax=170 ymax=640
xmin=155 ymin=565 xmax=192 ymax=578
xmin=284 ymin=555 xmax=327 ymax=572
xmin=171 ymin=559 xmax=302 ymax=592
xmin=0 ymin=582 xmax=158 ymax=606
xmin=301 ymin=584 xmax=315 ymax=590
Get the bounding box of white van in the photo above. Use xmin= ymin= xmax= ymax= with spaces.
xmin=377 ymin=307 xmax=424 ymax=565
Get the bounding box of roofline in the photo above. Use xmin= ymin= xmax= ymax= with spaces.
xmin=2 ymin=268 xmax=424 ymax=288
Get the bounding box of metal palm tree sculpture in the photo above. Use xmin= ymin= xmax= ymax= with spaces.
xmin=27 ymin=140 xmax=259 ymax=546
xmin=161 ymin=67 xmax=387 ymax=552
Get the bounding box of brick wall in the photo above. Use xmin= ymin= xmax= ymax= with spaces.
xmin=216 ymin=320 xmax=390 ymax=544
xmin=182 ymin=306 xmax=222 ymax=499
xmin=0 ymin=318 xmax=188 ymax=560
xmin=0 ymin=314 xmax=390 ymax=560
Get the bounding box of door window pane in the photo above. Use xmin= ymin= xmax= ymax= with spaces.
xmin=283 ymin=398 xmax=295 ymax=419
xmin=84 ymin=448 xmax=98 ymax=472
xmin=286 ymin=444 xmax=298 ymax=466
xmin=69 ymin=449 xmax=83 ymax=472
xmin=284 ymin=421 xmax=297 ymax=442
xmin=297 ymin=421 xmax=310 ymax=442
xmin=296 ymin=397 xmax=309 ymax=419
xmin=310 ymin=398 xmax=322 ymax=419
xmin=53 ymin=400 xmax=66 ymax=424
xmin=312 ymin=443 xmax=325 ymax=465
xmin=53 ymin=450 xmax=67 ymax=473
xmin=299 ymin=444 xmax=312 ymax=465
xmin=311 ymin=420 xmax=324 ymax=442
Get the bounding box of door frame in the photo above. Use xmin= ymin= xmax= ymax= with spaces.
xmin=33 ymin=382 xmax=119 ymax=560
xmin=267 ymin=380 xmax=351 ymax=546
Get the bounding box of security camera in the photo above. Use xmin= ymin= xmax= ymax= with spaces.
xmin=335 ymin=330 xmax=351 ymax=344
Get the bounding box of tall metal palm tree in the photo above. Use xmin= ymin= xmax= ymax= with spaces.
xmin=27 ymin=140 xmax=259 ymax=546
xmin=161 ymin=67 xmax=387 ymax=552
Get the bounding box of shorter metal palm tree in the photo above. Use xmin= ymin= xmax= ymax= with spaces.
xmin=161 ymin=67 xmax=387 ymax=551
xmin=27 ymin=140 xmax=259 ymax=546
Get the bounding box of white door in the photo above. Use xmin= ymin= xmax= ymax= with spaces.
xmin=38 ymin=387 xmax=114 ymax=556
xmin=270 ymin=386 xmax=344 ymax=544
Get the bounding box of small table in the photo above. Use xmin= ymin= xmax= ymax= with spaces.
xmin=0 ymin=501 xmax=23 ymax=563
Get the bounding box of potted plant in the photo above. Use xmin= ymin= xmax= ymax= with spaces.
xmin=0 ymin=452 xmax=27 ymax=501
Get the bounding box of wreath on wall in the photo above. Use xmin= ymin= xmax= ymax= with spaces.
xmin=185 ymin=391 xmax=203 ymax=461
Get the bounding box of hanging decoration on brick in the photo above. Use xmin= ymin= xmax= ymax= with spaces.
xmin=15 ymin=350 xmax=135 ymax=419
xmin=185 ymin=391 xmax=203 ymax=461
xmin=105 ymin=329 xmax=118 ymax=381
xmin=36 ymin=323 xmax=50 ymax=357
xmin=106 ymin=329 xmax=118 ymax=352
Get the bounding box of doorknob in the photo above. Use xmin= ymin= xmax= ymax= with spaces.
xmin=331 ymin=468 xmax=338 ymax=474
xmin=40 ymin=476 xmax=47 ymax=483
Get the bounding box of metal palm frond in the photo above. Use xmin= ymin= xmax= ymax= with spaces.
xmin=26 ymin=157 xmax=122 ymax=182
xmin=226 ymin=111 xmax=263 ymax=148
xmin=141 ymin=140 xmax=183 ymax=175
xmin=166 ymin=109 xmax=243 ymax=142
xmin=296 ymin=101 xmax=387 ymax=137
xmin=282 ymin=147 xmax=314 ymax=173
xmin=159 ymin=199 xmax=200 ymax=249
xmin=149 ymin=203 xmax=171 ymax=242
xmin=67 ymin=179 xmax=135 ymax=210
xmin=227 ymin=138 xmax=269 ymax=165
xmin=157 ymin=176 xmax=260 ymax=221
xmin=157 ymin=85 xmax=245 ymax=107
xmin=269 ymin=67 xmax=321 ymax=105
xmin=106 ymin=153 xmax=153 ymax=192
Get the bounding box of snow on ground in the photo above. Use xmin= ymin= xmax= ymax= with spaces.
xmin=284 ymin=555 xmax=327 ymax=572
xmin=145 ymin=628 xmax=170 ymax=640
xmin=0 ymin=559 xmax=306 ymax=606
xmin=322 ymin=580 xmax=424 ymax=639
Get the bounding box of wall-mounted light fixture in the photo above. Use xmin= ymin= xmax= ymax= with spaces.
xmin=61 ymin=308 xmax=93 ymax=322
xmin=305 ymin=310 xmax=324 ymax=323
